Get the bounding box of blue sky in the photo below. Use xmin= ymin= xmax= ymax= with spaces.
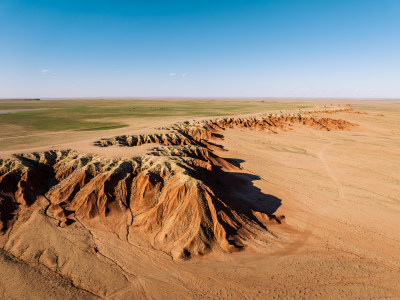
xmin=1 ymin=0 xmax=399 ymax=98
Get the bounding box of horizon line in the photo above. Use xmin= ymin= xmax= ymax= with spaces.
xmin=1 ymin=96 xmax=400 ymax=101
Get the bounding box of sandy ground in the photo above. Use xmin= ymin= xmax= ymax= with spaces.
xmin=0 ymin=102 xmax=399 ymax=299
xmin=209 ymin=110 xmax=400 ymax=298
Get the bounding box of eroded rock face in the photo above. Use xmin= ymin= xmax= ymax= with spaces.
xmin=0 ymin=105 xmax=357 ymax=259
xmin=95 ymin=106 xmax=356 ymax=148
xmin=0 ymin=147 xmax=274 ymax=259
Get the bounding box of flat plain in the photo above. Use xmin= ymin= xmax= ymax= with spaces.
xmin=0 ymin=99 xmax=314 ymax=152
xmin=0 ymin=99 xmax=399 ymax=299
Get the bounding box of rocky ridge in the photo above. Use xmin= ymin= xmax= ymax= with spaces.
xmin=0 ymin=105 xmax=357 ymax=259
xmin=95 ymin=105 xmax=355 ymax=148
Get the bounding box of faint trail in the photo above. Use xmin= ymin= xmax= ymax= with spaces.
xmin=0 ymin=129 xmax=78 ymax=140
xmin=0 ymin=108 xmax=48 ymax=114
xmin=317 ymin=141 xmax=343 ymax=202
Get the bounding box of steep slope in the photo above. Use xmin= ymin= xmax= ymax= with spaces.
xmin=0 ymin=105 xmax=357 ymax=260
xmin=0 ymin=147 xmax=280 ymax=259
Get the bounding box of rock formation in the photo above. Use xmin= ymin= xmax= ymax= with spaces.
xmin=0 ymin=105 xmax=356 ymax=259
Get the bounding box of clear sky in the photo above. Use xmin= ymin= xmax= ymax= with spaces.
xmin=1 ymin=0 xmax=399 ymax=98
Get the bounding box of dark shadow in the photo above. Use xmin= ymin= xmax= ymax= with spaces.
xmin=12 ymin=154 xmax=58 ymax=206
xmin=63 ymin=219 xmax=76 ymax=226
xmin=216 ymin=171 xmax=282 ymax=216
xmin=204 ymin=140 xmax=226 ymax=150
xmin=228 ymin=172 xmax=282 ymax=215
xmin=212 ymin=133 xmax=224 ymax=139
xmin=0 ymin=194 xmax=20 ymax=232
xmin=189 ymin=162 xmax=284 ymax=233
xmin=224 ymin=158 xmax=245 ymax=168
xmin=58 ymin=201 xmax=75 ymax=218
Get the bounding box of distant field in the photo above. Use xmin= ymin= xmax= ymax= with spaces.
xmin=2 ymin=98 xmax=397 ymax=153
xmin=0 ymin=99 xmax=313 ymax=138
xmin=0 ymin=99 xmax=317 ymax=152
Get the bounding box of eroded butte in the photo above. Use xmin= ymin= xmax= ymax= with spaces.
xmin=0 ymin=104 xmax=399 ymax=299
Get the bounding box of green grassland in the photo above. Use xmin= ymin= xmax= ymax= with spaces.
xmin=0 ymin=99 xmax=314 ymax=137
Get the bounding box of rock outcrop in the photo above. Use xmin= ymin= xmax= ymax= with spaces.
xmin=95 ymin=105 xmax=356 ymax=148
xmin=0 ymin=147 xmax=278 ymax=259
xmin=0 ymin=105 xmax=357 ymax=259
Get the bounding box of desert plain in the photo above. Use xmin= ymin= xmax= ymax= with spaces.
xmin=0 ymin=99 xmax=399 ymax=299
